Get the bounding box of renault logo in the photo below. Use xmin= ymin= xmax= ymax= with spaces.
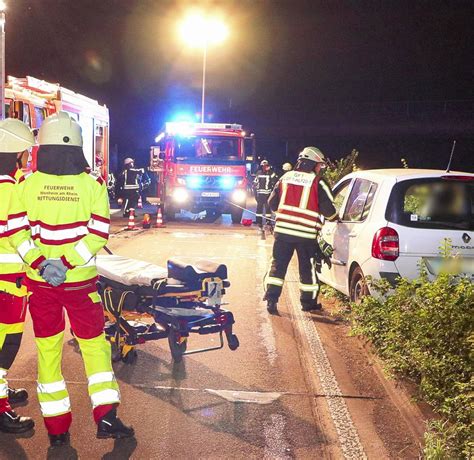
xmin=462 ymin=233 xmax=471 ymax=244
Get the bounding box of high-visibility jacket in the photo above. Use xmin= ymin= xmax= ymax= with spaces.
xmin=253 ymin=168 xmax=278 ymax=195
xmin=0 ymin=172 xmax=45 ymax=296
xmin=269 ymin=171 xmax=337 ymax=240
xmin=16 ymin=171 xmax=110 ymax=285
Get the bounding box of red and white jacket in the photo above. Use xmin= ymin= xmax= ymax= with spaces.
xmin=269 ymin=171 xmax=337 ymax=240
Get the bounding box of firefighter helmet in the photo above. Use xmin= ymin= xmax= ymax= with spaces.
xmin=298 ymin=146 xmax=325 ymax=164
xmin=38 ymin=111 xmax=83 ymax=147
xmin=260 ymin=160 xmax=269 ymax=166
xmin=124 ymin=158 xmax=134 ymax=166
xmin=282 ymin=162 xmax=292 ymax=172
xmin=0 ymin=118 xmax=35 ymax=153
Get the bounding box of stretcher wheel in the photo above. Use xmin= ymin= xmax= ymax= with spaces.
xmin=227 ymin=334 xmax=240 ymax=351
xmin=122 ymin=348 xmax=137 ymax=364
xmin=168 ymin=329 xmax=187 ymax=363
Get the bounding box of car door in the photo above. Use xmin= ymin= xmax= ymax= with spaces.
xmin=319 ymin=178 xmax=353 ymax=288
xmin=324 ymin=178 xmax=378 ymax=294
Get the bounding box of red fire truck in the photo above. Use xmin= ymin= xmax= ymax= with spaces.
xmin=150 ymin=122 xmax=252 ymax=223
xmin=5 ymin=75 xmax=110 ymax=180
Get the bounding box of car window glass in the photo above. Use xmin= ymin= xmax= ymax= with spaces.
xmin=343 ymin=179 xmax=375 ymax=222
xmin=332 ymin=179 xmax=351 ymax=213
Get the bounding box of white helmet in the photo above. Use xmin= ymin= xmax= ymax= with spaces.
xmin=124 ymin=157 xmax=134 ymax=166
xmin=0 ymin=118 xmax=35 ymax=153
xmin=260 ymin=159 xmax=269 ymax=166
xmin=282 ymin=162 xmax=292 ymax=172
xmin=298 ymin=146 xmax=325 ymax=164
xmin=38 ymin=111 xmax=83 ymax=147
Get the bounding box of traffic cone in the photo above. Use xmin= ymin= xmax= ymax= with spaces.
xmin=155 ymin=205 xmax=166 ymax=228
xmin=137 ymin=196 xmax=143 ymax=209
xmin=142 ymin=213 xmax=151 ymax=229
xmin=126 ymin=208 xmax=138 ymax=231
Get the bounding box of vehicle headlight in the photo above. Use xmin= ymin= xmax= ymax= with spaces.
xmin=172 ymin=187 xmax=189 ymax=203
xmin=232 ymin=189 xmax=246 ymax=203
xmin=220 ymin=176 xmax=235 ymax=189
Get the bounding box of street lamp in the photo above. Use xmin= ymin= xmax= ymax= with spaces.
xmin=178 ymin=12 xmax=229 ymax=123
xmin=0 ymin=1 xmax=5 ymax=120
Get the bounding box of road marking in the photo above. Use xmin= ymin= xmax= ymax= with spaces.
xmin=264 ymin=414 xmax=291 ymax=460
xmin=287 ymin=266 xmax=367 ymax=460
xmin=207 ymin=389 xmax=281 ymax=404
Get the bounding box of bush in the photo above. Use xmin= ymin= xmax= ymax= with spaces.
xmin=324 ymin=149 xmax=359 ymax=187
xmin=350 ymin=271 xmax=474 ymax=458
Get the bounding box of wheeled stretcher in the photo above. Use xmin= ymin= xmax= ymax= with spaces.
xmin=96 ymin=254 xmax=239 ymax=363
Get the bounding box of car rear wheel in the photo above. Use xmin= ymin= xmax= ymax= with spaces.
xmin=349 ymin=266 xmax=369 ymax=303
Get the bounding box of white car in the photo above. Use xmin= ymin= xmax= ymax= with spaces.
xmin=319 ymin=169 xmax=474 ymax=302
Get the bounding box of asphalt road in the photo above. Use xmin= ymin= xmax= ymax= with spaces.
xmin=0 ymin=210 xmax=423 ymax=459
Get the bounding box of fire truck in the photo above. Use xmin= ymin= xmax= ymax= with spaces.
xmin=150 ymin=122 xmax=253 ymax=223
xmin=5 ymin=75 xmax=110 ymax=180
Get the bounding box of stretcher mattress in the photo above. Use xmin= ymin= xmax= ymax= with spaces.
xmin=96 ymin=255 xmax=168 ymax=287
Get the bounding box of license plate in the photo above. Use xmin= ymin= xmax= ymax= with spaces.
xmin=202 ymin=192 xmax=220 ymax=197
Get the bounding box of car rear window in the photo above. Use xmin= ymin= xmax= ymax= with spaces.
xmin=386 ymin=178 xmax=474 ymax=230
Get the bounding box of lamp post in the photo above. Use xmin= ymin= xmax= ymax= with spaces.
xmin=179 ymin=12 xmax=228 ymax=123
xmin=0 ymin=1 xmax=5 ymax=120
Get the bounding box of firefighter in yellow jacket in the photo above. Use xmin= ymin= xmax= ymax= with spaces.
xmin=16 ymin=112 xmax=134 ymax=446
xmin=0 ymin=119 xmax=47 ymax=433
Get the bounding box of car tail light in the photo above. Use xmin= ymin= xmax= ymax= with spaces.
xmin=441 ymin=175 xmax=474 ymax=182
xmin=372 ymin=227 xmax=399 ymax=261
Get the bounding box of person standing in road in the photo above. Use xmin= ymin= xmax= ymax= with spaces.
xmin=16 ymin=112 xmax=134 ymax=446
xmin=264 ymin=147 xmax=337 ymax=314
xmin=0 ymin=119 xmax=44 ymax=434
xmin=253 ymin=160 xmax=278 ymax=227
xmin=116 ymin=157 xmax=143 ymax=217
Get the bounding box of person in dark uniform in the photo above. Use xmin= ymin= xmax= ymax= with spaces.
xmin=264 ymin=147 xmax=338 ymax=314
xmin=116 ymin=158 xmax=143 ymax=217
xmin=253 ymin=160 xmax=278 ymax=227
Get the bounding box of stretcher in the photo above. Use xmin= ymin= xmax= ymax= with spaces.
xmin=96 ymin=254 xmax=239 ymax=363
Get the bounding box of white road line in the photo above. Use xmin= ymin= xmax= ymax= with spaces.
xmin=287 ymin=267 xmax=367 ymax=460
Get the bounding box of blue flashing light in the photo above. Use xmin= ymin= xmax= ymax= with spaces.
xmin=187 ymin=176 xmax=203 ymax=189
xmin=220 ymin=176 xmax=235 ymax=189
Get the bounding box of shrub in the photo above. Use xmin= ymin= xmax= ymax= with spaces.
xmin=324 ymin=149 xmax=359 ymax=187
xmin=350 ymin=272 xmax=474 ymax=458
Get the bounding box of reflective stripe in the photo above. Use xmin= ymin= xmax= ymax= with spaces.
xmin=299 ymin=184 xmax=311 ymax=209
xmin=299 ymin=283 xmax=320 ymax=292
xmin=31 ymin=224 xmax=88 ymax=241
xmin=78 ymin=256 xmax=97 ymax=268
xmin=88 ymin=371 xmax=116 ymax=386
xmin=17 ymin=239 xmax=36 ymax=258
xmin=319 ymin=180 xmax=334 ymax=201
xmin=279 ymin=204 xmax=321 ymax=220
xmin=37 ymin=380 xmax=67 ymax=394
xmin=0 ymin=253 xmax=23 ymax=263
xmin=266 ymin=276 xmax=284 ymax=286
xmin=274 ymin=226 xmax=317 ymax=239
xmin=74 ymin=240 xmax=93 ymax=263
xmin=280 ymin=182 xmax=288 ymax=205
xmin=275 ymin=221 xmax=318 ymax=234
xmin=275 ymin=212 xmax=318 ymax=228
xmin=0 ymin=383 xmax=7 ymax=398
xmin=39 ymin=397 xmax=71 ymax=416
xmin=90 ymin=388 xmax=120 ymax=408
xmin=87 ymin=218 xmax=109 ymax=236
xmin=7 ymin=214 xmax=29 ymax=231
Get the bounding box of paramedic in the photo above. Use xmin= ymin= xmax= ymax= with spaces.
xmin=264 ymin=147 xmax=337 ymax=314
xmin=16 ymin=112 xmax=134 ymax=446
xmin=0 ymin=119 xmax=42 ymax=433
xmin=117 ymin=158 xmax=143 ymax=217
xmin=253 ymin=160 xmax=278 ymax=227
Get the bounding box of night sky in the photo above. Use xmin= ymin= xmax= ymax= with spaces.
xmin=6 ymin=0 xmax=474 ymax=171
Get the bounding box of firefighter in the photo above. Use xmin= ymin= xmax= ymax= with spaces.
xmin=16 ymin=112 xmax=134 ymax=446
xmin=117 ymin=157 xmax=143 ymax=217
xmin=0 ymin=119 xmax=44 ymax=433
xmin=253 ymin=160 xmax=278 ymax=227
xmin=264 ymin=147 xmax=337 ymax=314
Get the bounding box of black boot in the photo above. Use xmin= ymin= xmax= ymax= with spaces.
xmin=0 ymin=410 xmax=34 ymax=433
xmin=49 ymin=432 xmax=70 ymax=447
xmin=266 ymin=299 xmax=278 ymax=314
xmin=8 ymin=387 xmax=28 ymax=405
xmin=301 ymin=302 xmax=322 ymax=312
xmin=97 ymin=408 xmax=134 ymax=439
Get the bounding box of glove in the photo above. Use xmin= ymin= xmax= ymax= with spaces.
xmin=39 ymin=263 xmax=66 ymax=287
xmin=318 ymin=237 xmax=334 ymax=259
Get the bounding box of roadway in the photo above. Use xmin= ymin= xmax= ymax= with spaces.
xmin=0 ymin=209 xmax=424 ymax=459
